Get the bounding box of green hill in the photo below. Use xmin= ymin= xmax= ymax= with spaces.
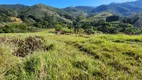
xmin=91 ymin=0 xmax=142 ymax=16
xmin=20 ymin=4 xmax=72 ymax=23
xmin=63 ymin=7 xmax=87 ymax=17
xmin=0 ymin=4 xmax=73 ymax=24
xmin=86 ymin=12 xmax=113 ymax=22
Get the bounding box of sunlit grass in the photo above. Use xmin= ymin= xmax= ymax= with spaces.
xmin=0 ymin=30 xmax=142 ymax=80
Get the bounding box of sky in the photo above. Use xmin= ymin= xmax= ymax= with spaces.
xmin=0 ymin=0 xmax=137 ymax=8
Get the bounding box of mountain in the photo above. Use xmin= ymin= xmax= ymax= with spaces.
xmin=0 ymin=4 xmax=28 ymax=10
xmin=0 ymin=4 xmax=73 ymax=23
xmin=0 ymin=2 xmax=142 ymax=33
xmin=66 ymin=0 xmax=142 ymax=16
xmin=127 ymin=0 xmax=142 ymax=8
xmin=91 ymin=0 xmax=142 ymax=16
xmin=0 ymin=0 xmax=142 ymax=24
xmin=85 ymin=12 xmax=113 ymax=22
xmin=0 ymin=4 xmax=28 ymax=17
xmin=75 ymin=6 xmax=94 ymax=14
xmin=63 ymin=7 xmax=87 ymax=17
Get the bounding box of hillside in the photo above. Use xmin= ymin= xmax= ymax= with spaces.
xmin=67 ymin=0 xmax=142 ymax=16
xmin=0 ymin=2 xmax=142 ymax=34
xmin=91 ymin=0 xmax=142 ymax=16
xmin=0 ymin=0 xmax=142 ymax=24
xmin=127 ymin=0 xmax=142 ymax=8
xmin=75 ymin=6 xmax=94 ymax=14
xmin=0 ymin=4 xmax=73 ymax=24
xmin=86 ymin=12 xmax=113 ymax=22
xmin=20 ymin=4 xmax=73 ymax=23
xmin=63 ymin=7 xmax=87 ymax=17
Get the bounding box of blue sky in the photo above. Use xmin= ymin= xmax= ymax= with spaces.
xmin=0 ymin=0 xmax=137 ymax=8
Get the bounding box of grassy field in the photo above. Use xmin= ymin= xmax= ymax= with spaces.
xmin=0 ymin=30 xmax=142 ymax=80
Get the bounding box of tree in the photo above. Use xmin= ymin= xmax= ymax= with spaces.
xmin=82 ymin=22 xmax=91 ymax=30
xmin=106 ymin=15 xmax=119 ymax=22
xmin=55 ymin=24 xmax=63 ymax=31
xmin=67 ymin=24 xmax=73 ymax=29
xmin=74 ymin=24 xmax=83 ymax=34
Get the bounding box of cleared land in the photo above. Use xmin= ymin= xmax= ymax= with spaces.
xmin=0 ymin=30 xmax=142 ymax=80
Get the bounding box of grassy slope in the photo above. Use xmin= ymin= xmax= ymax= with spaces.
xmin=0 ymin=30 xmax=142 ymax=80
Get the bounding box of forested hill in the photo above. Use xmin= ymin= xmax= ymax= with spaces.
xmin=1 ymin=0 xmax=142 ymax=23
xmin=91 ymin=0 xmax=142 ymax=16
xmin=0 ymin=0 xmax=142 ymax=21
xmin=0 ymin=4 xmax=72 ymax=23
xmin=66 ymin=0 xmax=142 ymax=16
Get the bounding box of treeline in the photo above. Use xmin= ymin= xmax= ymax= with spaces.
xmin=0 ymin=15 xmax=142 ymax=34
xmin=53 ymin=14 xmax=142 ymax=35
xmin=0 ymin=23 xmax=38 ymax=33
xmin=53 ymin=21 xmax=142 ymax=35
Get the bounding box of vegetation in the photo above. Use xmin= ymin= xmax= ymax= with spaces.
xmin=0 ymin=1 xmax=142 ymax=80
xmin=0 ymin=23 xmax=38 ymax=33
xmin=0 ymin=31 xmax=142 ymax=80
xmin=0 ymin=3 xmax=142 ymax=34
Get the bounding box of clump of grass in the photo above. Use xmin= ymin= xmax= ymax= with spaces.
xmin=126 ymin=38 xmax=142 ymax=42
xmin=13 ymin=36 xmax=45 ymax=57
xmin=0 ymin=44 xmax=19 ymax=80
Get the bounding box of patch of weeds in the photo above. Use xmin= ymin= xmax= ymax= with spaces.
xmin=123 ymin=52 xmax=142 ymax=63
xmin=79 ymin=47 xmax=100 ymax=59
xmin=72 ymin=73 xmax=90 ymax=80
xmin=134 ymin=55 xmax=142 ymax=63
xmin=73 ymin=61 xmax=88 ymax=70
xmin=103 ymin=53 xmax=112 ymax=59
xmin=113 ymin=40 xmax=125 ymax=43
xmin=108 ymin=61 xmax=130 ymax=73
xmin=123 ymin=51 xmax=136 ymax=57
xmin=88 ymin=39 xmax=104 ymax=44
xmin=102 ymin=48 xmax=113 ymax=52
xmin=44 ymin=43 xmax=56 ymax=51
xmin=24 ymin=56 xmax=41 ymax=73
xmin=126 ymin=39 xmax=142 ymax=42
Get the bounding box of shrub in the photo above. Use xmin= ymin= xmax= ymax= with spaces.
xmin=0 ymin=23 xmax=38 ymax=33
xmin=62 ymin=28 xmax=74 ymax=33
xmin=55 ymin=24 xmax=63 ymax=31
xmin=44 ymin=43 xmax=56 ymax=51
xmin=85 ymin=29 xmax=95 ymax=34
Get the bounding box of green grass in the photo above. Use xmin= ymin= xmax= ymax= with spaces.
xmin=0 ymin=30 xmax=142 ymax=80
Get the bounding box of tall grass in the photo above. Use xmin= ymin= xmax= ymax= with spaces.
xmin=0 ymin=31 xmax=142 ymax=80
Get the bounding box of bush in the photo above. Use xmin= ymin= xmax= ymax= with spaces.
xmin=55 ymin=24 xmax=63 ymax=31
xmin=62 ymin=28 xmax=74 ymax=33
xmin=0 ymin=23 xmax=38 ymax=33
xmin=124 ymin=27 xmax=142 ymax=34
xmin=85 ymin=29 xmax=95 ymax=34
